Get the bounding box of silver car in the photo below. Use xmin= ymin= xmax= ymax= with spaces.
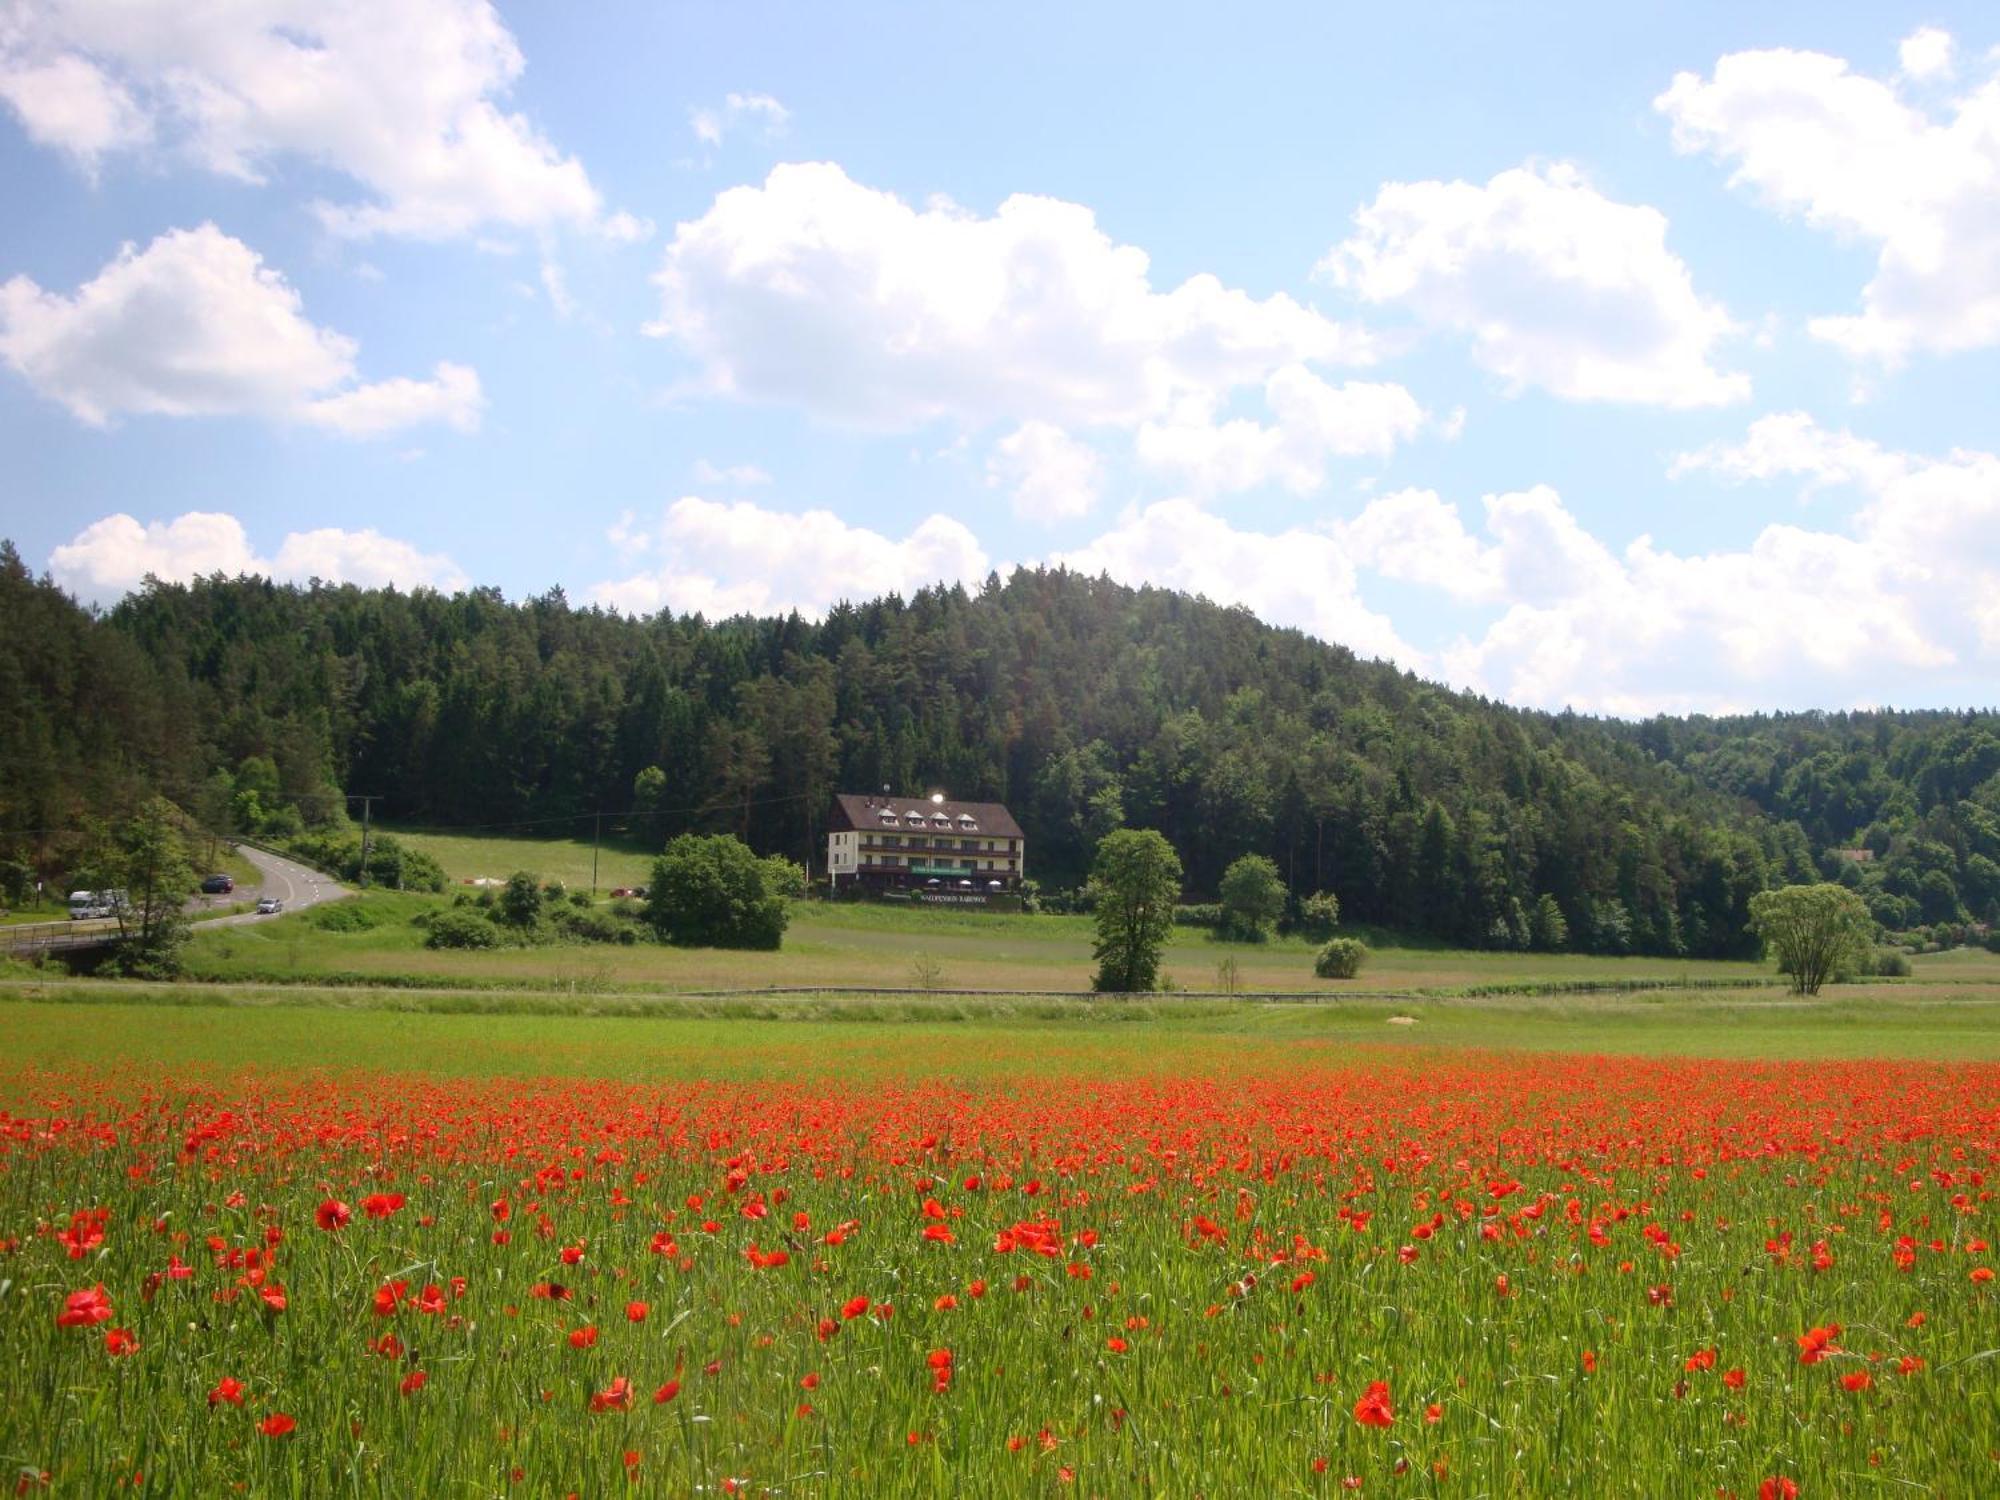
xmin=255 ymin=897 xmax=283 ymax=915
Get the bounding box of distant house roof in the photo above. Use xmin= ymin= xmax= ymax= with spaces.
xmin=830 ymin=793 xmax=1024 ymax=840
xmin=1831 ymin=847 xmax=1876 ymax=863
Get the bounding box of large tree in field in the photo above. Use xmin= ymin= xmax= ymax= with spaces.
xmin=112 ymin=797 xmax=195 ymax=977
xmin=1217 ymin=853 xmax=1286 ymax=942
xmin=1090 ymin=828 xmax=1183 ymax=992
xmin=1749 ymin=883 xmax=1874 ymax=996
xmin=645 ymin=833 xmax=790 ymax=950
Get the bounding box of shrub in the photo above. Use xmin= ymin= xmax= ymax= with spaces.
xmin=1173 ymin=903 xmax=1223 ymax=929
xmin=309 ymin=901 xmax=386 ymax=933
xmin=1314 ymin=937 xmax=1368 ymax=980
xmin=1294 ymin=890 xmax=1340 ymax=940
xmin=551 ymin=905 xmax=637 ymax=945
xmin=645 ymin=834 xmax=790 ymax=950
xmin=497 ymin=872 xmax=544 ymax=928
xmin=568 ymin=890 xmax=593 ymax=909
xmin=424 ymin=909 xmax=500 ymax=950
xmin=1872 ymin=947 xmax=1912 ymax=977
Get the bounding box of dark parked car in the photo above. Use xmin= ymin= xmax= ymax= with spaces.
xmin=200 ymin=874 xmax=234 ymax=895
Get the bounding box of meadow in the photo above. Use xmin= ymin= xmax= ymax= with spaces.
xmin=172 ymin=881 xmax=1827 ymax=997
xmin=9 ymin=853 xmax=2000 ymax=1495
xmin=2 ymin=991 xmax=1998 ymax=1497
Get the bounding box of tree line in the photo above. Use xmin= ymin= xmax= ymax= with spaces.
xmin=6 ymin=539 xmax=1992 ymax=953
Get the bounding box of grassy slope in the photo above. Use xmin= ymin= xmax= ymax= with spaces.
xmin=381 ymin=824 xmax=657 ymax=892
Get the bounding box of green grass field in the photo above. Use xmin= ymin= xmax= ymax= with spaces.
xmin=382 ymin=823 xmax=659 ymax=892
xmin=5 ymin=982 xmax=2000 ymax=1102
xmin=169 ymin=883 xmax=1858 ymax=996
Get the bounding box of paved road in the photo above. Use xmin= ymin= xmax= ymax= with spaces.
xmin=198 ymin=845 xmax=348 ymax=929
xmin=1 ymin=845 xmax=349 ymax=954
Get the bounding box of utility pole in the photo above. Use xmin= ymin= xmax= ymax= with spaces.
xmin=591 ymin=810 xmax=601 ymax=899
xmin=355 ymin=795 xmax=378 ymax=887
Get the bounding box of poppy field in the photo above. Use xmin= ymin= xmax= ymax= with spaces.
xmin=3 ymin=1041 xmax=1997 ymax=1496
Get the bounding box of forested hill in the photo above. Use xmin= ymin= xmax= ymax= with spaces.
xmin=1 ymin=538 xmax=1929 ymax=957
xmin=1616 ymin=712 xmax=2000 ymax=934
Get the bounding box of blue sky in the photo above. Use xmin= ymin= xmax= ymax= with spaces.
xmin=4 ymin=2 xmax=1999 ymax=716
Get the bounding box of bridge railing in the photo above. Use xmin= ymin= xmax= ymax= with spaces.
xmin=0 ymin=919 xmax=121 ymax=954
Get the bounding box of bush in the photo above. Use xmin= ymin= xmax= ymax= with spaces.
xmin=644 ymin=834 xmax=790 ymax=950
xmin=568 ymin=890 xmax=593 ymax=909
xmin=1314 ymin=937 xmax=1368 ymax=980
xmin=424 ymin=909 xmax=500 ymax=950
xmin=1872 ymin=947 xmax=1912 ymax=977
xmin=1173 ymin=903 xmax=1223 ymax=929
xmin=1294 ymin=890 xmax=1340 ymax=940
xmin=309 ymin=901 xmax=386 ymax=933
xmin=497 ymin=872 xmax=544 ymax=928
xmin=552 ymin=905 xmax=637 ymax=946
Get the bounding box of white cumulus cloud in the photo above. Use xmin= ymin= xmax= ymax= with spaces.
xmin=0 ymin=0 xmax=625 ymax=240
xmin=648 ymin=162 xmax=1377 ymax=438
xmin=591 ymin=497 xmax=990 ymax=619
xmin=1657 ymin=34 xmax=2000 ymax=365
xmin=50 ymin=511 xmax=467 ymax=602
xmin=1322 ymin=162 xmax=1748 ymax=407
xmin=0 ymin=224 xmax=481 ymax=435
xmin=987 ymin=422 xmax=1103 ymax=522
xmin=690 ymin=92 xmax=790 ymax=147
xmin=1396 ymin=417 xmax=2000 ymax=714
xmin=1136 ymin=368 xmax=1427 ymax=495
xmin=1899 ymin=27 xmax=1955 ymax=81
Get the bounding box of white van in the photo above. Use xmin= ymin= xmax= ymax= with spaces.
xmin=67 ymin=890 xmax=129 ymax=920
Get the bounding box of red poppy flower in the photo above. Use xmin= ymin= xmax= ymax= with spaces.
xmin=258 ymin=1413 xmax=296 ymax=1438
xmin=57 ymin=1285 xmax=113 ymax=1328
xmin=841 ymin=1295 xmax=870 ymax=1320
xmin=315 ymin=1199 xmax=351 ymax=1232
xmin=361 ymin=1193 xmax=405 ymax=1220
xmin=1759 ymin=1479 xmax=1799 ymax=1500
xmin=626 ymin=1300 xmax=648 ymax=1323
xmin=568 ymin=1325 xmax=598 ymax=1349
xmin=1353 ymin=1380 xmax=1394 ymax=1428
xmin=207 ymin=1376 xmax=245 ymax=1407
xmin=590 ymin=1377 xmax=633 ymax=1413
xmin=1840 ymin=1371 xmax=1873 ymax=1392
xmin=400 ymin=1370 xmax=427 ymax=1396
xmin=653 ymin=1380 xmax=680 ymax=1404
xmin=103 ymin=1326 xmax=139 ymax=1357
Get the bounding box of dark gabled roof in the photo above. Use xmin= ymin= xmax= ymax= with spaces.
xmin=830 ymin=792 xmax=1024 ymax=840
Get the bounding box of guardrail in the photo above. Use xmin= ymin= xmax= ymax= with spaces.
xmin=0 ymin=919 xmax=121 ymax=955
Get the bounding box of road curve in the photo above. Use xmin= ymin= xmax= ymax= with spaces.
xmin=196 ymin=845 xmax=350 ymax=930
